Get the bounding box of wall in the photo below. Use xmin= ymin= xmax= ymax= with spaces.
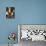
xmin=16 ymin=0 xmax=46 ymax=24
xmin=0 ymin=0 xmax=46 ymax=44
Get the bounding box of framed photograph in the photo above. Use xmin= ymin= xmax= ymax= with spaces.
xmin=6 ymin=7 xmax=15 ymax=19
xmin=18 ymin=24 xmax=46 ymax=41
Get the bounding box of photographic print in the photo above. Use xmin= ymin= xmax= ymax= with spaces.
xmin=18 ymin=24 xmax=46 ymax=46
xmin=6 ymin=7 xmax=15 ymax=19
